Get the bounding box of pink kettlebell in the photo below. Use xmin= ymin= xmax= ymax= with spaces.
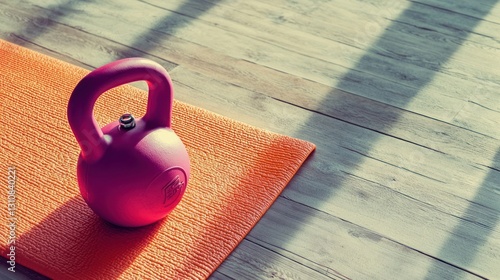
xmin=67 ymin=58 xmax=190 ymax=227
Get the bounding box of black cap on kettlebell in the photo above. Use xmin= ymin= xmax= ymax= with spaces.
xmin=119 ymin=113 xmax=136 ymax=130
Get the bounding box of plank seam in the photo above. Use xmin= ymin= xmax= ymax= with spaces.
xmin=20 ymin=1 xmax=499 ymax=142
xmin=245 ymin=236 xmax=348 ymax=280
xmin=390 ymin=19 xmax=500 ymax=50
xmin=410 ymin=0 xmax=500 ymax=26
xmin=340 ymin=170 xmax=497 ymax=229
xmin=26 ymin=8 xmax=181 ymax=69
xmin=339 ymin=146 xmax=446 ymax=183
xmin=267 ymin=96 xmax=447 ymax=154
xmin=478 ymin=163 xmax=500 ymax=173
xmin=279 ymin=197 xmax=489 ymax=279
xmin=469 ymin=100 xmax=500 ymax=113
xmin=268 ymin=93 xmax=499 ymax=142
xmin=10 ymin=34 xmax=95 ymax=70
xmin=140 ymin=0 xmax=473 ymax=97
xmin=209 ymin=270 xmax=235 ymax=280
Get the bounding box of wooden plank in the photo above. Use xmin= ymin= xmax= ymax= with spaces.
xmin=0 ymin=0 xmax=468 ymax=123
xmin=140 ymin=0 xmax=500 ymax=139
xmin=194 ymin=0 xmax=500 ymax=137
xmin=170 ymin=65 xmax=500 ymax=194
xmin=13 ymin=0 xmax=499 ymax=137
xmin=251 ymin=0 xmax=500 ymax=47
xmin=347 ymin=0 xmax=500 ymax=26
xmin=143 ymin=0 xmax=500 ymax=94
xmin=412 ymin=0 xmax=500 ymax=24
xmin=206 ymin=0 xmax=500 ymax=93
xmin=214 ymin=239 xmax=338 ymax=280
xmin=2 ymin=0 xmax=498 ymax=162
xmin=209 ymin=271 xmax=234 ymax=280
xmin=249 ymin=197 xmax=483 ymax=280
xmin=0 ymin=2 xmax=177 ymax=72
xmin=89 ymin=0 xmax=470 ymax=122
xmin=195 ymin=0 xmax=500 ymax=89
xmin=452 ymin=100 xmax=500 ymax=139
xmin=0 ymin=33 xmax=94 ymax=71
xmin=170 ymin=65 xmax=500 ymax=278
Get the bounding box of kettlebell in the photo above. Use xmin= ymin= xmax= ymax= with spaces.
xmin=67 ymin=58 xmax=190 ymax=227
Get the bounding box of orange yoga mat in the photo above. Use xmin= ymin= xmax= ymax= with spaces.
xmin=0 ymin=40 xmax=315 ymax=279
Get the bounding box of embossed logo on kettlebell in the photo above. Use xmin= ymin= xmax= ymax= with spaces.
xmin=145 ymin=166 xmax=188 ymax=211
xmin=162 ymin=175 xmax=185 ymax=207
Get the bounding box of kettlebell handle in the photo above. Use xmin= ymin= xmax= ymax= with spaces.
xmin=67 ymin=58 xmax=174 ymax=161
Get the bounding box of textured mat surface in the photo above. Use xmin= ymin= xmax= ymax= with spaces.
xmin=0 ymin=40 xmax=315 ymax=279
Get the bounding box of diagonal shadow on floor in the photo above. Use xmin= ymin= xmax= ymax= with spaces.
xmin=2 ymin=0 xmax=79 ymax=43
xmin=246 ymin=1 xmax=500 ymax=279
xmin=129 ymin=0 xmax=220 ymax=54
xmin=0 ymin=0 xmax=91 ymax=56
xmin=425 ymin=149 xmax=500 ymax=279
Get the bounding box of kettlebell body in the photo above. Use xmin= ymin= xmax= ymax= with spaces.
xmin=68 ymin=58 xmax=190 ymax=227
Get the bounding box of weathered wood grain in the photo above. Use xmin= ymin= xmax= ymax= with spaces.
xmin=248 ymin=197 xmax=485 ymax=280
xmin=208 ymin=271 xmax=234 ymax=280
xmin=0 ymin=0 xmax=465 ymax=123
xmin=170 ymin=65 xmax=500 ymax=278
xmin=0 ymin=5 xmax=177 ymax=71
xmin=2 ymin=0 xmax=499 ymax=159
xmin=0 ymin=0 xmax=499 ymax=279
xmin=414 ymin=0 xmax=500 ymax=23
xmin=255 ymin=0 xmax=500 ymax=46
xmin=213 ymin=239 xmax=338 ymax=280
xmin=8 ymin=0 xmax=498 ymax=139
xmin=194 ymin=0 xmax=500 ymax=137
xmin=169 ymin=66 xmax=498 ymax=200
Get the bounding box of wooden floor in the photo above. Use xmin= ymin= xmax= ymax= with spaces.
xmin=1 ymin=0 xmax=500 ymax=279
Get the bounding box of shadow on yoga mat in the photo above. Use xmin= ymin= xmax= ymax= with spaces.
xmin=16 ymin=196 xmax=164 ymax=279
